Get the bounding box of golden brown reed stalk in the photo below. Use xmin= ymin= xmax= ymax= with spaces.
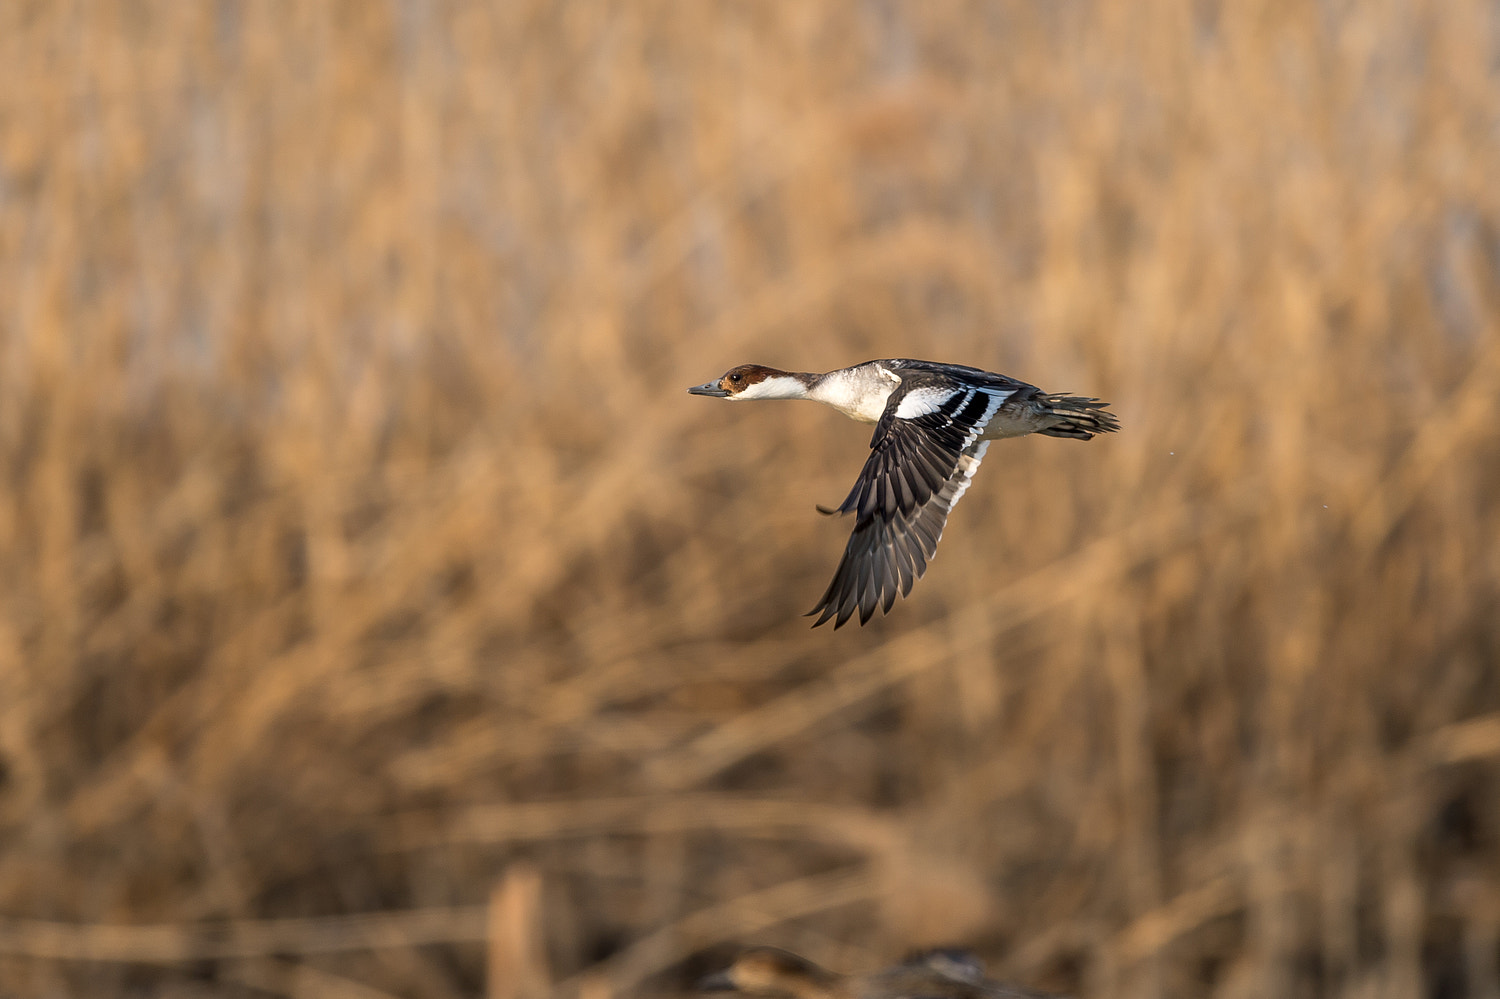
xmin=1 ymin=2 xmax=1499 ymax=997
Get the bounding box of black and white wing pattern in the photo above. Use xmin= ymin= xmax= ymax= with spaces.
xmin=808 ymin=371 xmax=1011 ymax=628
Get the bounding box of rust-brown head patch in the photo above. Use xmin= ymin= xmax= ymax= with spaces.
xmin=717 ymin=363 xmax=782 ymax=395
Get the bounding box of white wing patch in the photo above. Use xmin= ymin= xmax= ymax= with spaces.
xmin=946 ymin=441 xmax=990 ymax=510
xmin=895 ymin=386 xmax=967 ymax=420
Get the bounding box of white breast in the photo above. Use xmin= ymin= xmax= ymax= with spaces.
xmin=808 ymin=366 xmax=900 ymax=423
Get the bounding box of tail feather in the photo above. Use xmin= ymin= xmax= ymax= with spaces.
xmin=1035 ymin=393 xmax=1120 ymax=439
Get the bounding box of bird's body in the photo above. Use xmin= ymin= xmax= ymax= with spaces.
xmin=688 ymin=359 xmax=1118 ymax=628
xmin=698 ymin=946 xmax=1062 ymax=999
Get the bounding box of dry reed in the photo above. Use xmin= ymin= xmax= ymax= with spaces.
xmin=2 ymin=2 xmax=1499 ymax=997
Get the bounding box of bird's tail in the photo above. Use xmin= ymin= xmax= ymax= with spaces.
xmin=1034 ymin=393 xmax=1120 ymax=439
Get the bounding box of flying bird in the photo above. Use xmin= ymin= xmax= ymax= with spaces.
xmin=688 ymin=358 xmax=1118 ymax=628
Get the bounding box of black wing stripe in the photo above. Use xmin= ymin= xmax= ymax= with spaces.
xmin=954 ymin=389 xmax=988 ymax=427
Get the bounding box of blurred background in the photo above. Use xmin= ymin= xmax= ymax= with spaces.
xmin=2 ymin=2 xmax=1499 ymax=997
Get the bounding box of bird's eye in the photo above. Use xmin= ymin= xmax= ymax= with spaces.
xmin=729 ymin=373 xmax=742 ymax=382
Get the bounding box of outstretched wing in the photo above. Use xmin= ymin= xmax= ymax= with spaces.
xmin=808 ymin=375 xmax=1010 ymax=628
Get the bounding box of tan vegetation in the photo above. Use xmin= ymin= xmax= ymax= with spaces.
xmin=2 ymin=2 xmax=1499 ymax=997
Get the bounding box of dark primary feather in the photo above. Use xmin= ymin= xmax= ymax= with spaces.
xmin=808 ymin=371 xmax=1000 ymax=629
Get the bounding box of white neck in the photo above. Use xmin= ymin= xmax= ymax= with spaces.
xmin=736 ymin=374 xmax=813 ymax=401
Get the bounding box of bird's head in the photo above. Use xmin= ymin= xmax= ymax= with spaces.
xmin=688 ymin=365 xmax=805 ymax=400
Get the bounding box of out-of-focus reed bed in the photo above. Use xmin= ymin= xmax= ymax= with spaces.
xmin=1 ymin=2 xmax=1498 ymax=997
